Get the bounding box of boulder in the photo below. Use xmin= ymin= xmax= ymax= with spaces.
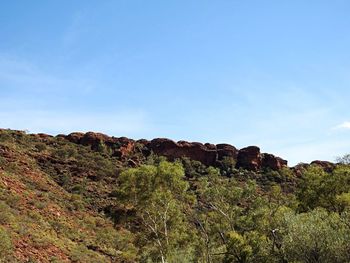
xmin=236 ymin=146 xmax=262 ymax=171
xmin=262 ymin=153 xmax=288 ymax=170
xmin=216 ymin=144 xmax=238 ymax=161
xmin=65 ymin=132 xmax=135 ymax=158
xmin=80 ymin=132 xmax=111 ymax=147
xmin=114 ymin=137 xmax=135 ymax=158
xmin=292 ymin=163 xmax=309 ymax=177
xmin=136 ymin=139 xmax=150 ymax=146
xmin=148 ymin=138 xmax=217 ymax=166
xmin=204 ymin=143 xmax=217 ymax=150
xmin=310 ymin=160 xmax=335 ymax=172
xmin=66 ymin=132 xmax=85 ymax=144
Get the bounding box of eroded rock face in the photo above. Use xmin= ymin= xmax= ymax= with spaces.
xmin=114 ymin=137 xmax=135 ymax=158
xmin=80 ymin=132 xmax=111 ymax=148
xmin=205 ymin=143 xmax=217 ymax=150
xmin=66 ymin=132 xmax=84 ymax=144
xmin=65 ymin=132 xmax=135 ymax=158
xmin=310 ymin=160 xmax=335 ymax=172
xmin=216 ymin=144 xmax=238 ymax=161
xmin=29 ymin=133 xmax=53 ymax=141
xmin=63 ymin=132 xmax=287 ymax=171
xmin=148 ymin=138 xmax=218 ymax=166
xmin=262 ymin=153 xmax=288 ymax=170
xmin=236 ymin=146 xmax=262 ymax=171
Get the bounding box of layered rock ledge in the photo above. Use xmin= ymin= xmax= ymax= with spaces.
xmin=62 ymin=132 xmax=288 ymax=171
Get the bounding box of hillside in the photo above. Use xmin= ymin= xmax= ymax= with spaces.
xmin=0 ymin=129 xmax=349 ymax=263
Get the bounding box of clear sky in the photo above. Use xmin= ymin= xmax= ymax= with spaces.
xmin=1 ymin=1 xmax=350 ymax=165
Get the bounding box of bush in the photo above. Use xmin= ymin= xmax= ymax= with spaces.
xmin=69 ymin=244 xmax=105 ymax=263
xmin=34 ymin=142 xmax=47 ymax=152
xmin=0 ymin=227 xmax=13 ymax=261
xmin=67 ymin=194 xmax=85 ymax=211
xmin=0 ymin=131 xmax=13 ymax=143
xmin=281 ymin=209 xmax=350 ymax=262
xmin=52 ymin=146 xmax=78 ymax=160
xmin=0 ymin=202 xmax=14 ymax=224
xmin=31 ymin=232 xmax=55 ymax=249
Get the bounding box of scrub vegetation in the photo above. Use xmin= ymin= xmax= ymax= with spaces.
xmin=0 ymin=129 xmax=349 ymax=262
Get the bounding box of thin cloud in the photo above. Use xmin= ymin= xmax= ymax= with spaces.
xmin=0 ymin=54 xmax=152 ymax=137
xmin=62 ymin=10 xmax=89 ymax=47
xmin=333 ymin=121 xmax=350 ymax=130
xmin=0 ymin=54 xmax=97 ymax=94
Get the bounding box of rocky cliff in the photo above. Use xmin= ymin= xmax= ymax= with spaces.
xmin=62 ymin=132 xmax=288 ymax=171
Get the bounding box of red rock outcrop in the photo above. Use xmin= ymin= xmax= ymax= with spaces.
xmin=136 ymin=139 xmax=151 ymax=145
xmin=310 ymin=160 xmax=336 ymax=172
xmin=205 ymin=143 xmax=217 ymax=150
xmin=80 ymin=132 xmax=111 ymax=148
xmin=66 ymin=132 xmax=84 ymax=144
xmin=292 ymin=161 xmax=336 ymax=176
xmin=236 ymin=146 xmax=262 ymax=171
xmin=291 ymin=163 xmax=309 ymax=177
xmin=216 ymin=144 xmax=238 ymax=161
xmin=62 ymin=132 xmax=288 ymax=171
xmin=65 ymin=132 xmax=135 ymax=159
xmin=114 ymin=137 xmax=135 ymax=158
xmin=29 ymin=133 xmax=53 ymax=142
xmin=147 ymin=138 xmax=217 ymax=166
xmin=262 ymin=153 xmax=288 ymax=170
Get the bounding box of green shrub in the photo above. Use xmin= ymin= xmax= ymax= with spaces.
xmin=34 ymin=200 xmax=48 ymax=209
xmin=0 ymin=156 xmax=6 ymax=167
xmin=69 ymin=244 xmax=106 ymax=263
xmin=0 ymin=227 xmax=13 ymax=261
xmin=0 ymin=131 xmax=13 ymax=143
xmin=31 ymin=232 xmax=55 ymax=249
xmin=5 ymin=194 xmax=20 ymax=208
xmin=70 ymin=183 xmax=86 ymax=195
xmin=52 ymin=146 xmax=78 ymax=160
xmin=4 ymin=161 xmax=20 ymax=174
xmin=0 ymin=201 xmax=14 ymax=224
xmin=67 ymin=194 xmax=85 ymax=211
xmin=220 ymin=156 xmax=237 ymax=177
xmin=35 ymin=143 xmax=47 ymax=152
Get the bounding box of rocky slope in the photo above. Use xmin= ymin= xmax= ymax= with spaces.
xmin=0 ymin=129 xmax=343 ymax=262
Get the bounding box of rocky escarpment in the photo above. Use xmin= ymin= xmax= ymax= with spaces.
xmin=61 ymin=132 xmax=288 ymax=171
xmin=63 ymin=132 xmax=136 ymax=159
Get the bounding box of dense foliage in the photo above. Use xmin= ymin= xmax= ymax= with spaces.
xmin=0 ymin=129 xmax=349 ymax=262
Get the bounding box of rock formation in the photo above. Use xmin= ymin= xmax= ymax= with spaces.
xmin=147 ymin=138 xmax=217 ymax=166
xmin=65 ymin=132 xmax=135 ymax=158
xmin=62 ymin=132 xmax=288 ymax=171
xmin=216 ymin=144 xmax=238 ymax=161
xmin=310 ymin=160 xmax=336 ymax=172
xmin=262 ymin=153 xmax=288 ymax=170
xmin=236 ymin=146 xmax=262 ymax=171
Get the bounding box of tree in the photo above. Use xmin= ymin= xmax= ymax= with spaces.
xmin=192 ymin=168 xmax=275 ymax=262
xmin=281 ymin=208 xmax=350 ymax=263
xmin=297 ymin=165 xmax=350 ymax=212
xmin=115 ymin=161 xmax=196 ymax=262
xmin=336 ymin=153 xmax=350 ymax=165
xmin=223 ymin=231 xmax=252 ymax=263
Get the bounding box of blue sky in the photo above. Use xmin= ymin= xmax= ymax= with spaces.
xmin=1 ymin=1 xmax=350 ymax=164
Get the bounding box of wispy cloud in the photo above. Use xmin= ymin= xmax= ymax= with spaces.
xmin=0 ymin=54 xmax=151 ymax=137
xmin=62 ymin=10 xmax=89 ymax=48
xmin=333 ymin=121 xmax=350 ymax=130
xmin=0 ymin=54 xmax=96 ymax=94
